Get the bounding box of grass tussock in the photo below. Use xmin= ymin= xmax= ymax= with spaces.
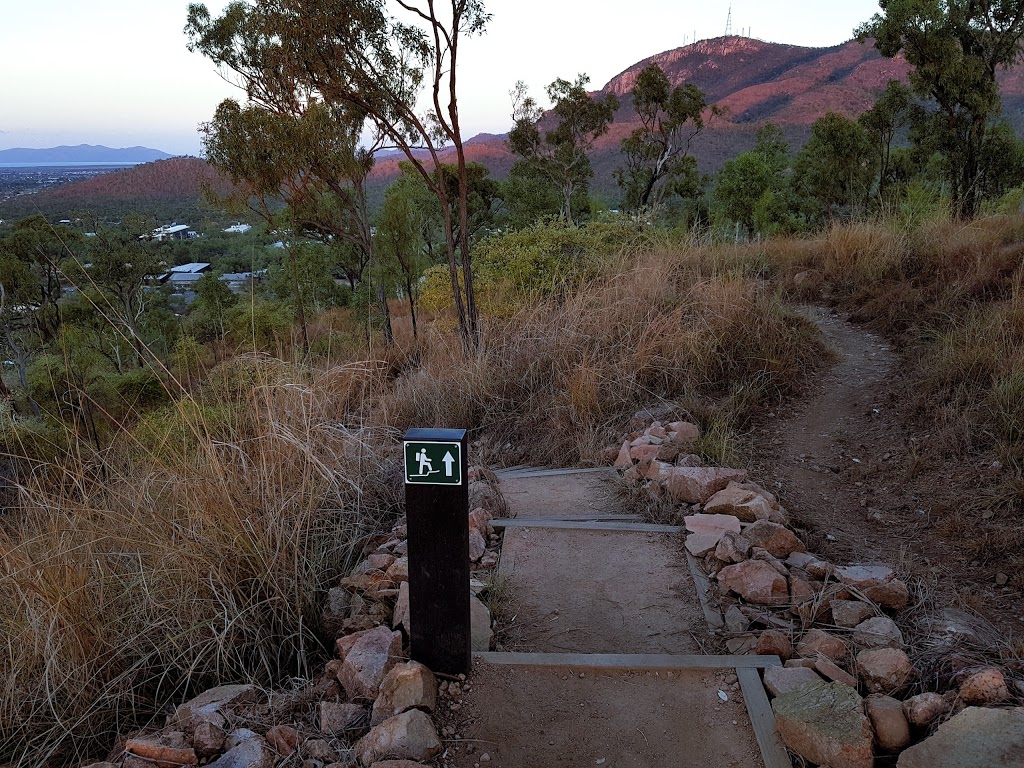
xmin=1 ymin=359 xmax=399 ymax=767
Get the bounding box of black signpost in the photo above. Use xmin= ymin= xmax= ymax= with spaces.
xmin=403 ymin=428 xmax=471 ymax=675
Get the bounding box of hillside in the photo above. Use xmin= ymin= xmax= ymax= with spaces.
xmin=16 ymin=36 xmax=1024 ymax=215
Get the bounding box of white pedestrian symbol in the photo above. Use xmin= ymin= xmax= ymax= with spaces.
xmin=416 ymin=448 xmax=436 ymax=477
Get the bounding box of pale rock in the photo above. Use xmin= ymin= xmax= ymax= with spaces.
xmin=743 ymin=520 xmax=806 ymax=558
xmin=172 ymin=685 xmax=259 ymax=730
xmin=724 ymin=605 xmax=748 ymax=633
xmin=901 ymin=692 xmax=950 ymax=728
xmin=479 ymin=551 xmax=499 ymax=569
xmin=835 ymin=564 xmax=894 ymax=589
xmin=797 ymin=629 xmax=849 ymax=663
xmin=205 ymin=737 xmax=275 ymax=768
xmin=642 ymin=459 xmax=672 ymax=481
xmin=755 ymin=630 xmax=793 ymax=660
xmin=336 ymin=626 xmax=404 ymax=700
xmin=763 ymin=665 xmax=822 ymax=697
xmin=865 ymin=694 xmax=912 ymax=753
xmin=958 ymin=667 xmax=1009 ymax=704
xmin=224 ymin=729 xmax=260 ymax=750
xmin=392 ymin=582 xmax=410 ymax=633
xmin=302 ymin=739 xmax=338 ymax=764
xmin=684 ymin=513 xmax=741 ymax=536
xmin=685 ymin=532 xmax=723 ymax=557
xmin=329 ymin=587 xmax=352 ymax=615
xmin=830 ymin=600 xmax=876 ymax=628
xmin=714 ymin=531 xmax=751 ymax=563
xmin=786 ymin=658 xmax=818 ymax=669
xmin=675 ymin=453 xmax=704 ymax=467
xmin=852 ymin=616 xmax=904 ymax=649
xmin=857 ymin=648 xmax=913 ymax=694
xmin=725 ymin=633 xmax=757 ymax=654
xmin=664 ymin=467 xmax=748 ymax=504
xmin=371 ymin=662 xmax=438 ymax=726
xmin=468 ymin=527 xmax=486 ymax=562
xmin=355 ymin=710 xmax=442 ymax=766
xmin=814 ymin=657 xmax=858 ymax=689
xmin=896 ymin=707 xmax=1024 ymax=767
xmin=471 ymin=594 xmax=492 ymax=651
xmin=772 ymin=680 xmax=874 ymax=768
xmin=717 ymin=560 xmax=789 ymax=605
xmin=646 ymin=424 xmax=668 ymax=439
xmin=320 ymin=702 xmax=367 ymax=735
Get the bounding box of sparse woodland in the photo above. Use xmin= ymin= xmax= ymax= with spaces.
xmin=4 ymin=1 xmax=1024 ymax=765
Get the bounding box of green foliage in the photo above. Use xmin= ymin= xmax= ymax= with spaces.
xmin=858 ymin=0 xmax=1024 ymax=218
xmin=509 ymin=75 xmax=619 ymax=223
xmin=792 ymin=112 xmax=874 ymax=223
xmin=859 ymin=80 xmax=915 ymax=202
xmin=226 ymin=299 xmax=295 ymax=351
xmin=264 ymin=243 xmax=348 ymax=314
xmin=713 ymin=125 xmax=792 ymax=235
xmin=616 ymin=63 xmax=715 ymax=213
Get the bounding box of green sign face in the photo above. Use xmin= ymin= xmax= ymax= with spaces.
xmin=404 ymin=441 xmax=462 ymax=485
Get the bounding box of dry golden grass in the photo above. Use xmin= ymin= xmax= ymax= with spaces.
xmin=0 ymin=234 xmax=830 ymax=766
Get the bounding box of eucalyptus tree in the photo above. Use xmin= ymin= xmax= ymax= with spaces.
xmin=187 ymin=0 xmax=490 ymax=349
xmin=859 ymin=80 xmax=915 ymax=201
xmin=616 ymin=63 xmax=717 ymax=213
xmin=508 ymin=75 xmax=619 ymax=223
xmin=857 ymin=0 xmax=1024 ymax=218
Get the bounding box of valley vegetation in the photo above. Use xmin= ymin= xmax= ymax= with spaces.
xmin=5 ymin=1 xmax=1024 ymax=765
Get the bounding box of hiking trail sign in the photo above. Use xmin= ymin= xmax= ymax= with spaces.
xmin=404 ymin=439 xmax=463 ymax=485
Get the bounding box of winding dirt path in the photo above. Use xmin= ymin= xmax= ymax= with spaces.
xmin=748 ymin=306 xmax=1023 ymax=634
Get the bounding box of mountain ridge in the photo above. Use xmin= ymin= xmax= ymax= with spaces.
xmin=0 ymin=144 xmax=173 ymax=164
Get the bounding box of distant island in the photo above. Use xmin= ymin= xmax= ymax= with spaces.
xmin=0 ymin=144 xmax=173 ymax=165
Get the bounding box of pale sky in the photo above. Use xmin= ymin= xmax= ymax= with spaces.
xmin=0 ymin=1 xmax=883 ymax=155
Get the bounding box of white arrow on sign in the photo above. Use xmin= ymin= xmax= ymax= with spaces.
xmin=442 ymin=451 xmax=455 ymax=477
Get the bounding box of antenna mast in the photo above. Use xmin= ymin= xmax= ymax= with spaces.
xmin=725 ymin=4 xmax=733 ymax=36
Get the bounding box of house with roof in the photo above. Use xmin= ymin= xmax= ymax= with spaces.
xmin=147 ymin=223 xmax=198 ymax=241
xmin=159 ymin=263 xmax=212 ymax=291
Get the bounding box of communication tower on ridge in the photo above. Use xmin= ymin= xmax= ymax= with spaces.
xmin=725 ymin=4 xmax=733 ymax=36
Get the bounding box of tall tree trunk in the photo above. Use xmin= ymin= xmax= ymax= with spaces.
xmin=378 ymin=284 xmax=394 ymax=345
xmin=454 ymin=146 xmax=479 ymax=350
xmin=287 ymin=240 xmax=310 ymax=355
xmin=404 ymin=276 xmax=419 ymax=340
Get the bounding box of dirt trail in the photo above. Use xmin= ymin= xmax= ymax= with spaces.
xmin=750 ymin=305 xmax=1023 ymax=632
xmin=440 ymin=473 xmax=765 ymax=768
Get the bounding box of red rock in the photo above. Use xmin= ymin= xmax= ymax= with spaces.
xmin=370 ymin=762 xmax=431 ymax=768
xmin=835 ymin=564 xmax=894 ymax=589
xmin=320 ymin=702 xmax=367 ymax=735
xmin=468 ymin=527 xmax=486 ymax=562
xmin=629 ymin=443 xmax=661 ymax=463
xmin=385 ymin=557 xmax=409 ymax=583
xmin=830 ymin=599 xmax=876 ymax=628
xmin=367 ymin=553 xmax=396 ymax=571
xmin=642 ymin=460 xmax=673 ymax=480
xmin=772 ymin=680 xmax=874 ymax=768
xmin=666 ymin=421 xmax=701 ymax=446
xmin=613 ymin=441 xmax=633 ymax=467
xmin=125 ymin=736 xmax=197 ymax=767
xmin=958 ymin=667 xmax=1009 ymax=704
xmin=172 ymin=685 xmax=259 ymax=729
xmin=865 ymin=694 xmax=911 ymax=752
xmin=714 ymin=531 xmax=751 ymax=563
xmin=797 ymin=629 xmax=850 ymax=663
xmin=703 ymin=485 xmax=776 ymax=522
xmin=857 ymin=648 xmax=913 ymax=694
xmin=718 ymin=560 xmax=789 ymax=605
xmin=355 ymin=710 xmax=442 ymax=766
xmin=901 ymin=692 xmax=949 ymax=727
xmin=393 ymin=581 xmax=410 ymax=633
xmin=763 ymin=666 xmax=822 ymax=696
xmin=852 ymin=616 xmax=904 ymax=649
xmin=788 ymin=572 xmax=817 ymax=604
xmin=814 ymin=658 xmax=858 ymax=689
xmin=336 ymin=626 xmax=404 ymax=700
xmin=371 ymin=661 xmax=438 ymax=726
xmin=192 ymin=721 xmax=226 ymax=759
xmin=266 ymin=725 xmax=300 ymax=756
xmin=862 ymin=579 xmax=910 ymax=610
xmin=664 ymin=466 xmax=748 ymax=504
xmin=756 ymin=630 xmax=793 ymax=660
xmin=743 ymin=520 xmax=806 ymax=558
